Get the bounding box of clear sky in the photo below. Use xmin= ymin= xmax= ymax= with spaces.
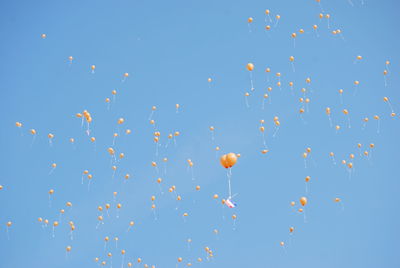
xmin=1 ymin=0 xmax=399 ymax=267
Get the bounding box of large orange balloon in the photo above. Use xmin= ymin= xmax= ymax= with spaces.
xmin=220 ymin=155 xmax=229 ymax=168
xmin=226 ymin=153 xmax=237 ymax=168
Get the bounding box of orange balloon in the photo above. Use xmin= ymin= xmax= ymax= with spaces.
xmin=300 ymin=197 xmax=307 ymax=206
xmin=246 ymin=63 xmax=254 ymax=71
xmin=220 ymin=155 xmax=229 ymax=168
xmin=225 ymin=153 xmax=237 ymax=168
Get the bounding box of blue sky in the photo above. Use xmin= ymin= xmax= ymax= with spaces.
xmin=1 ymin=0 xmax=399 ymax=267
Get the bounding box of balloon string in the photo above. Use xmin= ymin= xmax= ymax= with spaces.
xmin=262 ymin=132 xmax=266 ymax=147
xmin=245 ymin=95 xmax=250 ymax=108
xmin=227 ymin=168 xmax=232 ymax=199
xmin=249 ymin=72 xmax=254 ymax=91
xmin=148 ymin=110 xmax=154 ymax=121
xmin=377 ymin=120 xmax=380 ymax=134
xmin=272 ymin=126 xmax=280 ymax=138
xmin=331 ymin=155 xmax=337 ymax=165
xmin=30 ymin=135 xmax=36 ymax=148
xmin=387 ymin=101 xmax=394 ymax=113
xmin=362 ymin=121 xmax=367 ymax=130
xmin=353 ymin=85 xmax=358 ymax=96
xmin=346 ymin=115 xmax=351 ymax=128
xmin=314 ymin=28 xmax=319 ymax=38
xmin=155 ymin=143 xmax=159 ymax=157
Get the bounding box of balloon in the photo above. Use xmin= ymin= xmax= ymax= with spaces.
xmin=300 ymin=197 xmax=307 ymax=206
xmin=246 ymin=63 xmax=254 ymax=71
xmin=220 ymin=154 xmax=229 ymax=168
xmin=108 ymin=147 xmax=115 ymax=155
xmin=325 ymin=107 xmax=331 ymax=115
